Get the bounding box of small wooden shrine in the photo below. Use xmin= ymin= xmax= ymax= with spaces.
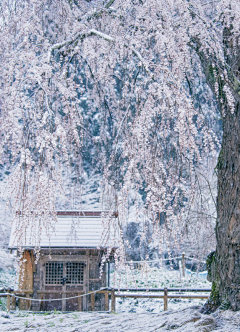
xmin=8 ymin=211 xmax=117 ymax=311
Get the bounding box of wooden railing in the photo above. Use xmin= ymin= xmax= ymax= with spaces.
xmin=88 ymin=287 xmax=211 ymax=312
xmin=0 ymin=288 xmax=33 ymax=311
xmin=0 ymin=287 xmax=211 ymax=312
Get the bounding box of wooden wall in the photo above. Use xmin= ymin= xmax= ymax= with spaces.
xmin=20 ymin=248 xmax=107 ymax=311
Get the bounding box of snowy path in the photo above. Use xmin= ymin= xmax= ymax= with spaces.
xmin=1 ymin=307 xmax=240 ymax=332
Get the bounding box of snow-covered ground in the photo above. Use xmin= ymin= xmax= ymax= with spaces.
xmin=110 ymin=265 xmax=211 ymax=313
xmin=0 ymin=307 xmax=240 ymax=331
xmin=1 ymin=266 xmax=239 ymax=331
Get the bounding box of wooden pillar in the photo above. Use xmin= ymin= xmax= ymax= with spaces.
xmin=78 ymin=294 xmax=82 ymax=311
xmin=111 ymin=289 xmax=115 ymax=312
xmin=105 ymin=291 xmax=109 ymax=311
xmin=26 ymin=294 xmax=31 ymax=310
xmin=91 ymin=293 xmax=95 ymax=311
xmin=19 ymin=251 xmax=33 ymax=310
xmin=182 ymin=253 xmax=185 ymax=277
xmin=164 ymin=288 xmax=168 ymax=311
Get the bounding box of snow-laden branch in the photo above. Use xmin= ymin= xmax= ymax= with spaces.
xmin=48 ymin=29 xmax=115 ymax=61
xmin=89 ymin=29 xmax=115 ymax=42
xmin=47 ymin=1 xmax=116 ymax=53
xmin=49 ymin=29 xmax=154 ymax=80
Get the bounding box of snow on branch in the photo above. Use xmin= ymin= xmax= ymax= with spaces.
xmin=48 ymin=29 xmax=114 ymax=61
xmin=49 ymin=29 xmax=154 ymax=80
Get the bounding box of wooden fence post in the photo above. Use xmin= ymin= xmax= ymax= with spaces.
xmin=12 ymin=295 xmax=16 ymax=310
xmin=40 ymin=293 xmax=44 ymax=311
xmin=91 ymin=293 xmax=95 ymax=311
xmin=182 ymin=253 xmax=185 ymax=278
xmin=164 ymin=288 xmax=168 ymax=311
xmin=7 ymin=294 xmax=10 ymax=312
xmin=111 ymin=289 xmax=115 ymax=312
xmin=105 ymin=291 xmax=109 ymax=311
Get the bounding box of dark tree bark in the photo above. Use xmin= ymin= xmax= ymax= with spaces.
xmin=196 ymin=27 xmax=240 ymax=310
xmin=215 ymin=103 xmax=240 ymax=310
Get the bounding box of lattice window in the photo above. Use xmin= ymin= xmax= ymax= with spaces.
xmin=66 ymin=262 xmax=84 ymax=284
xmin=45 ymin=262 xmax=63 ymax=285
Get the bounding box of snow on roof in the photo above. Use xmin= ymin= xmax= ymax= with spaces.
xmin=9 ymin=211 xmax=119 ymax=249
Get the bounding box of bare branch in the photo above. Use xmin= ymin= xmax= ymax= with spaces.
xmin=197 ymin=170 xmax=217 ymax=210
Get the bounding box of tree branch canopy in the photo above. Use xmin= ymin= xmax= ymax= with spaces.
xmin=1 ymin=0 xmax=240 ymax=310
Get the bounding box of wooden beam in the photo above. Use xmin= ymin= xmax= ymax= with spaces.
xmin=37 ymin=290 xmax=84 ymax=294
xmin=114 ymin=294 xmax=209 ymax=299
xmin=56 ymin=211 xmax=118 ymax=217
xmin=110 ymin=288 xmax=211 ymax=292
xmin=89 ymin=279 xmax=102 ymax=281
xmin=14 ymin=290 xmax=33 ymax=294
xmin=168 ymin=295 xmax=209 ymax=299
xmin=115 ymin=294 xmax=164 ymax=298
xmin=95 ymin=290 xmax=110 ymax=294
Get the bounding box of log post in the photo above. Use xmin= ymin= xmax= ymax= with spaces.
xmin=111 ymin=289 xmax=115 ymax=312
xmin=164 ymin=288 xmax=168 ymax=311
xmin=182 ymin=253 xmax=185 ymax=278
xmin=91 ymin=293 xmax=95 ymax=311
xmin=105 ymin=291 xmax=109 ymax=311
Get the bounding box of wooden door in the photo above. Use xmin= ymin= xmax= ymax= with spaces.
xmin=42 ymin=259 xmax=85 ymax=311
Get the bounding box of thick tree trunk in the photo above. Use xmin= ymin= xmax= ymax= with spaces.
xmin=215 ymin=102 xmax=240 ymax=310
xmin=196 ymin=32 xmax=240 ymax=309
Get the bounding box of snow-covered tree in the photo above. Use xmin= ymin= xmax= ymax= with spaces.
xmin=1 ymin=0 xmax=239 ymax=309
